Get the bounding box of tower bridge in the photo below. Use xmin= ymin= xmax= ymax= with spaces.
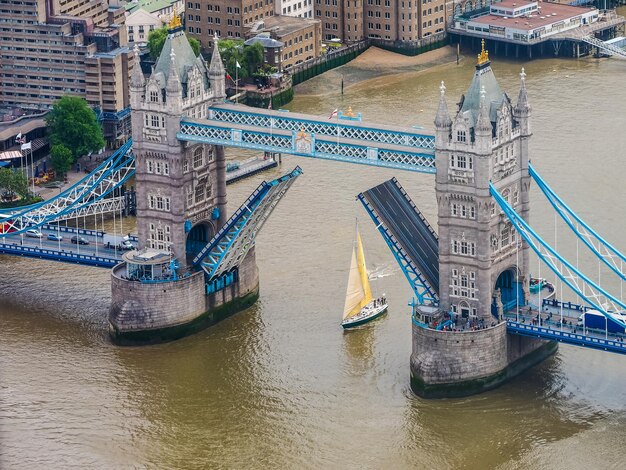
xmin=1 ymin=19 xmax=625 ymax=396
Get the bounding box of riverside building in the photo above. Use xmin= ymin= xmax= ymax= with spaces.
xmin=313 ymin=0 xmax=449 ymax=43
xmin=0 ymin=0 xmax=135 ymax=146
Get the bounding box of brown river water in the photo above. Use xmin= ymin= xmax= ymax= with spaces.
xmin=1 ymin=17 xmax=626 ymax=468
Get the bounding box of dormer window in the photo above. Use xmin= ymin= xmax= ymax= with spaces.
xmin=149 ymin=90 xmax=159 ymax=103
xmin=457 ymin=130 xmax=467 ymax=142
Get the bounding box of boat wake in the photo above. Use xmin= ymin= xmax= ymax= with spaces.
xmin=368 ymin=263 xmax=399 ymax=280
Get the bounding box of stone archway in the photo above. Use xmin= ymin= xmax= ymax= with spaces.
xmin=186 ymin=221 xmax=213 ymax=260
xmin=491 ymin=267 xmax=524 ymax=318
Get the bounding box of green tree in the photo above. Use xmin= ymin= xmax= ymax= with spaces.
xmin=0 ymin=168 xmax=29 ymax=200
xmin=45 ymin=96 xmax=105 ymax=161
xmin=148 ymin=26 xmax=200 ymax=60
xmin=219 ymin=39 xmax=246 ymax=79
xmin=243 ymin=42 xmax=264 ymax=77
xmin=50 ymin=144 xmax=73 ymax=177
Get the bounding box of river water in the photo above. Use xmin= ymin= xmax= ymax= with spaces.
xmin=2 ymin=24 xmax=626 ymax=468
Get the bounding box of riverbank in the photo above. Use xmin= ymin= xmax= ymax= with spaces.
xmin=293 ymin=45 xmax=459 ymax=98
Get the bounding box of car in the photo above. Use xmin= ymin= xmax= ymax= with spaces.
xmin=47 ymin=233 xmax=63 ymax=242
xmin=25 ymin=229 xmax=43 ymax=238
xmin=121 ymin=240 xmax=135 ymax=250
xmin=70 ymin=235 xmax=89 ymax=245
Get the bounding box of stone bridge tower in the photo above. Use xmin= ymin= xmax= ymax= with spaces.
xmin=109 ymin=19 xmax=259 ymax=344
xmin=128 ymin=19 xmax=228 ymax=268
xmin=434 ymin=43 xmax=532 ymax=322
xmin=410 ymin=44 xmax=557 ymax=398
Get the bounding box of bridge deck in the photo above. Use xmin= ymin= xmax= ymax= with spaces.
xmin=360 ymin=178 xmax=439 ymax=294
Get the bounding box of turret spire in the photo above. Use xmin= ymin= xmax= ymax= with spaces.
xmin=516 ymin=67 xmax=530 ymax=112
xmin=434 ymin=80 xmax=452 ymax=128
xmin=130 ymin=44 xmax=145 ymax=88
xmin=209 ymin=34 xmax=226 ymax=99
xmin=476 ymin=84 xmax=492 ymax=134
xmin=209 ymin=34 xmax=225 ymax=76
xmin=166 ymin=48 xmax=182 ymax=95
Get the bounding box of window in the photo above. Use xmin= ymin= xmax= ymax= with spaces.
xmin=195 ymin=184 xmax=204 ymax=203
xmin=193 ymin=147 xmax=203 ymax=169
xmin=149 ymin=90 xmax=158 ymax=102
xmin=457 ymin=130 xmax=467 ymax=142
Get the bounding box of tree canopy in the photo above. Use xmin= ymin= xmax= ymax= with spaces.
xmin=45 ymin=96 xmax=105 ymax=161
xmin=0 ymin=168 xmax=29 ymax=200
xmin=50 ymin=144 xmax=73 ymax=176
xmin=218 ymin=40 xmax=265 ymax=80
xmin=147 ymin=26 xmax=200 ymax=60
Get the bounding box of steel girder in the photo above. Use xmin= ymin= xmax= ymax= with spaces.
xmin=0 ymin=142 xmax=134 ymax=236
xmin=193 ymin=166 xmax=303 ymax=280
xmin=490 ymin=182 xmax=626 ymax=330
xmin=208 ymin=105 xmax=435 ymax=150
xmin=178 ymin=121 xmax=436 ymax=174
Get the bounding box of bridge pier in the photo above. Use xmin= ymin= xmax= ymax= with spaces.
xmin=109 ymin=248 xmax=259 ymax=345
xmin=410 ymin=322 xmax=557 ymax=398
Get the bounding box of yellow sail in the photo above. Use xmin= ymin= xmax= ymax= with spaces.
xmin=343 ymin=245 xmax=364 ymax=319
xmin=356 ymin=230 xmax=373 ymax=309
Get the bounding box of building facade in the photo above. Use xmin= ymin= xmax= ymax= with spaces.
xmin=126 ymin=8 xmax=164 ymax=47
xmin=0 ymin=0 xmax=134 ymax=146
xmin=313 ymin=0 xmax=448 ymax=43
xmin=185 ymin=0 xmax=276 ymax=50
xmin=252 ymin=15 xmax=322 ymax=68
xmin=276 ymin=0 xmax=314 ymax=18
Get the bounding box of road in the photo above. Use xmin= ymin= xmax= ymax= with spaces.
xmin=0 ymin=226 xmax=128 ymax=260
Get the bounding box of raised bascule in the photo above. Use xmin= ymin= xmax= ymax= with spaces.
xmin=1 ymin=26 xmax=626 ymax=396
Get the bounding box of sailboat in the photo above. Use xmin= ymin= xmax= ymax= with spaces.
xmin=341 ymin=225 xmax=388 ymax=329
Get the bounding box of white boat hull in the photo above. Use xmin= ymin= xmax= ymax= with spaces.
xmin=341 ymin=302 xmax=388 ymax=329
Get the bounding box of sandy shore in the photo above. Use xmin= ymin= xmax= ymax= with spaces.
xmin=349 ymin=45 xmax=458 ymax=71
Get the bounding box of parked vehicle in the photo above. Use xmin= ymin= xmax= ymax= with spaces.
xmin=71 ymin=235 xmax=89 ymax=245
xmin=25 ymin=229 xmax=43 ymax=238
xmin=102 ymin=234 xmax=135 ymax=250
xmin=47 ymin=233 xmax=63 ymax=242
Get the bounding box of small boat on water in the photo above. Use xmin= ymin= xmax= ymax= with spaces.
xmin=341 ymin=224 xmax=388 ymax=329
xmin=530 ymin=277 xmax=556 ymax=299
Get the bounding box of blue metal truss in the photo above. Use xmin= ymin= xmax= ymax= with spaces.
xmin=0 ymin=242 xmax=120 ymax=268
xmin=193 ymin=166 xmax=303 ymax=280
xmin=0 ymin=141 xmax=135 ymax=236
xmin=490 ymin=182 xmax=626 ymax=329
xmin=357 ymin=193 xmax=438 ymax=305
xmin=177 ymin=120 xmax=436 ymax=174
xmin=207 ymin=104 xmax=435 ymax=150
xmin=530 ymin=163 xmax=626 ymax=282
xmin=506 ymin=320 xmax=626 ymax=355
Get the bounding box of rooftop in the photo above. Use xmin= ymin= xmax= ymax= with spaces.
xmin=258 ymin=15 xmax=320 ymax=37
xmin=125 ymin=0 xmax=174 ymax=14
xmin=471 ymin=2 xmax=597 ymax=32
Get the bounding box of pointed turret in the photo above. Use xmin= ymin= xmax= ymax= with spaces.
xmin=209 ymin=35 xmax=226 ymax=100
xmin=435 ymin=81 xmax=452 ymax=129
xmin=515 ymin=67 xmax=530 ymax=113
xmin=514 ymin=67 xmax=531 ymax=136
xmin=476 ymin=85 xmax=492 ymax=136
xmin=166 ymin=48 xmax=182 ymax=96
xmin=130 ymin=44 xmax=145 ymax=88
